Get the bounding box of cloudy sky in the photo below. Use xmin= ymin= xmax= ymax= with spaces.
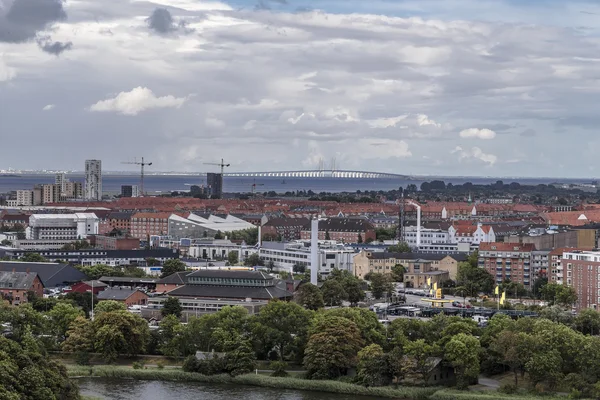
xmin=1 ymin=0 xmax=600 ymax=177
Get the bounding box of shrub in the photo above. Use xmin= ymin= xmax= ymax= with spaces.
xmin=498 ymin=383 xmax=517 ymax=394
xmin=269 ymin=361 xmax=288 ymax=377
xmin=75 ymin=351 xmax=91 ymax=366
xmin=569 ymin=389 xmax=582 ymax=399
xmin=156 ymin=360 xmax=165 ymax=370
xmin=132 ymin=361 xmax=145 ymax=370
xmin=182 ymin=355 xmax=197 ymax=372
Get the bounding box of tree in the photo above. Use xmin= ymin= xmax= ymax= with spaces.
xmin=357 ymin=234 xmax=363 ymax=243
xmin=93 ymin=310 xmax=150 ymax=362
xmin=532 ymin=277 xmax=548 ymax=299
xmin=444 ymin=333 xmax=481 ymax=389
xmin=244 ymin=253 xmax=264 ymax=267
xmin=158 ymin=314 xmax=186 ymax=358
xmin=456 ymin=262 xmax=495 ymax=295
xmin=321 ymin=279 xmax=347 ymax=306
xmin=541 ymin=283 xmax=578 ymax=307
xmin=526 ymin=349 xmax=563 ymax=389
xmin=403 ymin=339 xmax=436 ymax=384
xmin=78 ymin=264 xmax=123 ymax=280
xmin=161 ymin=297 xmax=183 ymax=318
xmin=293 ymin=263 xmax=306 ymax=274
xmin=490 ymin=331 xmax=533 ymax=386
xmin=325 ymin=230 xmax=331 ymax=240
xmin=387 ymin=242 xmax=411 ymax=253
xmin=295 ymin=283 xmax=324 ymax=310
xmin=227 ymin=251 xmax=239 ymax=265
xmin=304 ymin=316 xmax=364 ymax=379
xmin=20 ymin=253 xmax=48 ymax=262
xmin=160 ymin=259 xmax=187 ymax=278
xmin=223 ymin=339 xmax=256 ymax=376
xmin=47 ymin=302 xmax=84 ymax=340
xmin=356 ymin=344 xmax=392 ymax=387
xmin=391 ymin=264 xmax=406 ymax=282
xmin=146 ymin=257 xmax=161 ymax=266
xmin=62 ymin=316 xmax=94 ymax=354
xmin=323 ymin=307 xmax=386 ymax=346
xmin=214 ymin=230 xmax=224 ymax=239
xmin=369 ymin=273 xmax=393 ymax=300
xmin=573 ymin=309 xmax=600 ymax=335
xmin=252 ymin=301 xmax=312 ymax=361
xmin=63 ymin=292 xmax=97 ymax=318
xmin=94 ymin=300 xmax=127 ymax=315
xmin=0 ymin=336 xmax=80 ymax=399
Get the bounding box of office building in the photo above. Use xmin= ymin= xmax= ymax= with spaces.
xmin=84 ymin=159 xmax=102 ymax=200
xmin=206 ymin=173 xmax=223 ymax=199
xmin=121 ymin=185 xmax=139 ymax=198
xmin=27 ymin=213 xmax=99 ymax=240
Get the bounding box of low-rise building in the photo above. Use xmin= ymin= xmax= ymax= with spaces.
xmin=97 ymin=287 xmax=148 ymax=307
xmin=168 ymin=213 xmax=256 ymax=240
xmin=448 ymin=222 xmax=495 ymax=245
xmin=0 ymin=261 xmax=86 ymax=288
xmin=27 ymin=213 xmax=99 ymax=240
xmin=300 ymin=217 xmax=376 ymax=243
xmin=141 ymin=296 xmax=269 ymax=320
xmin=0 ymin=271 xmax=44 ymax=305
xmin=404 ymin=270 xmax=450 ymax=289
xmin=402 ymin=226 xmax=451 ymax=247
xmin=478 ymin=242 xmax=535 ymax=287
xmin=90 ymin=235 xmax=140 ymax=250
xmin=68 ymin=280 xmax=109 ymax=295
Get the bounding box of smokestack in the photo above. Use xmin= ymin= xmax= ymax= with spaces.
xmin=416 ymin=204 xmax=422 ymax=248
xmin=310 ymin=218 xmax=318 ymax=285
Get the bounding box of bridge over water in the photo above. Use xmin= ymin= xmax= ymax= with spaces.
xmin=225 ymin=170 xmax=408 ymax=179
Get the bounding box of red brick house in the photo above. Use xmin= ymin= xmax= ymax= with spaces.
xmin=97 ymin=287 xmax=148 ymax=307
xmin=156 ymin=271 xmax=191 ymax=293
xmin=69 ymin=280 xmax=109 ymax=295
xmin=0 ymin=271 xmax=44 ymax=305
xmin=300 ymin=217 xmax=376 ymax=243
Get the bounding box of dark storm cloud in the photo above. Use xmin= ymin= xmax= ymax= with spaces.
xmin=147 ymin=8 xmax=174 ymax=34
xmin=0 ymin=0 xmax=66 ymax=43
xmin=37 ymin=37 xmax=72 ymax=55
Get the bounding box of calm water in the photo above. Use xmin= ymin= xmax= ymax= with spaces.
xmin=77 ymin=378 xmax=387 ymax=400
xmin=0 ymin=174 xmax=593 ymax=195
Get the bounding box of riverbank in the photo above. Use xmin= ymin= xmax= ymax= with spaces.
xmin=67 ymin=366 xmax=582 ymax=400
xmin=67 ymin=365 xmax=437 ymax=400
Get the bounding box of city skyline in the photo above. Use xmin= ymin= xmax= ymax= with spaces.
xmin=2 ymin=0 xmax=600 ymax=176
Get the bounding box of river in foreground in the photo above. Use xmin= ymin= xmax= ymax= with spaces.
xmin=78 ymin=378 xmax=388 ymax=400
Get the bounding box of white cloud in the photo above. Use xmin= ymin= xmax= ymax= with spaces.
xmin=89 ymin=87 xmax=188 ymax=116
xmin=452 ymin=146 xmax=497 ymax=165
xmin=42 ymin=104 xmax=55 ymax=111
xmin=459 ymin=128 xmax=497 ymax=140
xmin=0 ymin=59 xmax=15 ymax=82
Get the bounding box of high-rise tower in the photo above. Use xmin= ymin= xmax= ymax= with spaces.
xmin=84 ymin=159 xmax=102 ymax=200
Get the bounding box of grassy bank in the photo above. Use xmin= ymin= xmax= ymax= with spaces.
xmin=430 ymin=389 xmax=578 ymax=400
xmin=67 ymin=365 xmax=437 ymax=400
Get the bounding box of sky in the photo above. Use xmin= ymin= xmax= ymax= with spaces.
xmin=1 ymin=0 xmax=600 ymax=177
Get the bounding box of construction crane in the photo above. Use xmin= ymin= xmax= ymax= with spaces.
xmin=203 ymin=159 xmax=230 ymax=198
xmin=251 ymin=179 xmax=264 ymax=197
xmin=121 ymin=157 xmax=153 ymax=196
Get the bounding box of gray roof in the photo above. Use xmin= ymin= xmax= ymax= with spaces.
xmin=264 ymin=217 xmax=310 ymax=228
xmin=187 ymin=270 xmax=273 ymax=280
xmin=98 ymin=276 xmax=158 ymax=284
xmin=156 ymin=271 xmax=191 ymax=285
xmin=83 ymin=280 xmax=108 ymax=288
xmin=167 ymin=284 xmax=291 ymax=300
xmin=309 ymin=217 xmax=374 ymax=233
xmin=108 ymin=212 xmax=133 ymax=220
xmin=367 ymin=252 xmax=468 ymax=262
xmin=0 ymin=262 xmax=86 ymax=288
xmin=97 ymin=287 xmax=146 ymax=301
xmin=0 ymin=271 xmax=40 ymax=290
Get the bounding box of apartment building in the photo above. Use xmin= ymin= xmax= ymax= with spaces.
xmin=130 ymin=212 xmax=171 ymax=239
xmin=84 ymin=159 xmax=102 ymax=200
xmin=262 ymin=217 xmax=309 ymax=241
xmin=448 ymin=222 xmax=496 ymax=245
xmin=562 ymin=250 xmax=600 ymax=310
xmin=299 ymin=217 xmax=376 ymax=243
xmin=16 ymin=190 xmax=34 ymax=206
xmin=478 ymin=242 xmax=535 ymax=287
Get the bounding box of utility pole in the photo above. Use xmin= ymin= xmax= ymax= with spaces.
xmin=121 ymin=157 xmax=153 ymax=196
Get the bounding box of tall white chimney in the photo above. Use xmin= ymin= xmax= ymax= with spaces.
xmin=416 ymin=204 xmax=421 ymax=248
xmin=310 ymin=218 xmax=319 ymax=285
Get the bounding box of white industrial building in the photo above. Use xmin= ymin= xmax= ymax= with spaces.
xmin=27 ymin=213 xmax=99 ymax=240
xmin=84 ymin=159 xmax=102 ymax=200
xmin=402 ymin=226 xmax=451 ymax=247
xmin=168 ymin=213 xmax=256 ymax=239
xmin=187 ymin=239 xmax=257 ymax=261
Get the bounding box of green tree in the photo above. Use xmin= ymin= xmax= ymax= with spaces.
xmin=304 ymin=316 xmax=364 ymax=379
xmin=456 ymin=261 xmax=495 ymax=295
xmin=78 ymin=263 xmax=123 ymax=280
xmin=369 ymin=273 xmax=393 ymax=300
xmin=63 ymin=292 xmax=97 ymax=318
xmin=93 ymin=310 xmax=150 ymax=362
xmin=490 ymin=331 xmax=535 ymax=386
xmin=214 ymin=230 xmax=224 ymax=239
xmin=0 ymin=336 xmax=80 ymax=399
xmin=158 ymin=314 xmax=186 ymax=358
xmin=244 ymin=253 xmax=264 ymax=267
xmin=160 ymin=259 xmax=187 ymax=278
xmin=403 ymin=339 xmax=436 ymax=384
xmin=325 ymin=230 xmax=331 ymax=240
xmin=574 ymin=309 xmax=600 ymax=335
xmin=47 ymin=302 xmax=84 ymax=340
xmin=224 ymin=339 xmax=257 ymax=376
xmin=293 ymin=263 xmax=306 ymax=274
xmin=62 ymin=316 xmax=94 ymax=354
xmin=252 ymin=301 xmax=312 ymax=361
xmin=330 ymin=269 xmax=365 ymax=306
xmin=20 ymin=253 xmax=48 ymax=262
xmin=387 ymin=242 xmax=411 ymax=253
xmin=323 ymin=307 xmax=386 ymax=346
xmin=541 ymin=283 xmax=578 ymax=307
xmin=94 ymin=300 xmax=127 ymax=315
xmin=356 ymin=344 xmax=392 ymax=387
xmin=161 ymin=296 xmax=183 ymax=318
xmin=357 ymin=234 xmax=363 ymax=243
xmin=295 ymin=283 xmax=324 ymax=310
xmin=391 ymin=264 xmax=406 ymax=282
xmin=526 ymin=349 xmax=563 ymax=389
xmin=444 ymin=333 xmax=481 ymax=389
xmin=227 ymin=251 xmax=239 ymax=265
xmin=146 ymin=257 xmax=161 ymax=266
xmin=321 ymin=279 xmax=347 ymax=306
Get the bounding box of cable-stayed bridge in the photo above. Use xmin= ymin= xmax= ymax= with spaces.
xmin=225 ymin=169 xmax=407 ymax=179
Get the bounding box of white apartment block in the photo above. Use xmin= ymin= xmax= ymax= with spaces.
xmin=402 ymin=226 xmax=450 ymax=247
xmin=16 ymin=190 xmax=34 ymax=206
xmin=84 ymin=160 xmax=102 ymax=200
xmin=27 ymin=213 xmax=99 ymax=240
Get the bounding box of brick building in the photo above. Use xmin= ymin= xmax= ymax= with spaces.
xmin=130 ymin=212 xmax=171 ymax=239
xmin=90 ymin=235 xmax=140 ymax=250
xmin=0 ymin=271 xmax=44 ymax=305
xmin=300 ymin=218 xmax=375 ymax=243
xmin=478 ymin=242 xmax=535 ymax=287
xmin=0 ymin=212 xmax=30 ymax=229
xmin=69 ymin=280 xmax=109 ymax=295
xmin=97 ymin=287 xmax=148 ymax=307
xmin=262 ymin=217 xmax=309 ymax=241
xmin=560 ymin=250 xmax=600 ymax=310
